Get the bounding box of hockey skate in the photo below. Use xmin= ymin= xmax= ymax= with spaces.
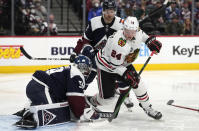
xmin=139 ymin=103 xmax=162 ymax=120
xmin=13 ymin=108 xmax=29 ymax=117
xmin=15 ymin=118 xmax=37 ymax=129
xmin=14 ymin=111 xmax=37 ymax=129
xmin=124 ymin=97 xmax=134 ymax=112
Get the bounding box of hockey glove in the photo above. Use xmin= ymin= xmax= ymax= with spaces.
xmin=145 ymin=36 xmax=162 ymax=53
xmin=122 ymin=69 xmax=140 ymax=88
xmin=69 ymin=53 xmax=77 ymax=63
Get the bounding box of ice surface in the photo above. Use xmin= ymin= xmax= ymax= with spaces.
xmin=0 ymin=71 xmax=199 ymax=131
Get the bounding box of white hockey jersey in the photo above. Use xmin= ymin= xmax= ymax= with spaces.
xmin=95 ymin=29 xmax=149 ymax=76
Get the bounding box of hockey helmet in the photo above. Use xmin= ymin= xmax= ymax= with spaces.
xmin=102 ymin=0 xmax=116 ymax=11
xmin=124 ymin=16 xmax=139 ymax=31
xmin=74 ymin=55 xmax=92 ymax=77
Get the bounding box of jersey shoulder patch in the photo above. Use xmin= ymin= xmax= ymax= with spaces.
xmin=119 ymin=18 xmax=124 ymax=24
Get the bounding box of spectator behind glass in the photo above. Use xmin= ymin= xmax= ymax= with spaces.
xmin=86 ymin=0 xmax=93 ymax=14
xmin=123 ymin=1 xmax=134 ymax=17
xmin=165 ymin=15 xmax=184 ymax=35
xmin=165 ymin=2 xmax=181 ymax=23
xmin=87 ymin=0 xmax=102 ymax=21
xmin=40 ymin=14 xmax=58 ymax=36
xmin=181 ymin=2 xmax=191 ymax=22
xmin=34 ymin=0 xmax=47 ymax=21
xmin=194 ymin=2 xmax=199 ymax=35
xmin=183 ymin=18 xmax=191 ymax=35
xmin=134 ymin=2 xmax=146 ymax=20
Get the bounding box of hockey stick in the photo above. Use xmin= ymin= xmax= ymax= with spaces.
xmin=167 ymin=100 xmax=199 ymax=112
xmin=97 ymin=111 xmax=113 ymax=118
xmin=20 ymin=46 xmax=70 ymax=60
xmin=108 ymin=51 xmax=155 ymax=122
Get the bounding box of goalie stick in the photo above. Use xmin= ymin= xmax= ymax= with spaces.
xmin=167 ymin=100 xmax=199 ymax=112
xmin=108 ymin=51 xmax=155 ymax=122
xmin=20 ymin=46 xmax=70 ymax=60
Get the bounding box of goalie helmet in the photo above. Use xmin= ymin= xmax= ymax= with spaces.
xmin=124 ymin=16 xmax=139 ymax=31
xmin=102 ymin=0 xmax=116 ymax=11
xmin=74 ymin=55 xmax=92 ymax=77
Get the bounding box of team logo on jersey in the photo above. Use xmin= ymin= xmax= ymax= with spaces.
xmin=42 ymin=109 xmax=56 ymax=126
xmin=118 ymin=38 xmax=126 ymax=47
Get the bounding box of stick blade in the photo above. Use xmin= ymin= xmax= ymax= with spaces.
xmin=167 ymin=100 xmax=174 ymax=105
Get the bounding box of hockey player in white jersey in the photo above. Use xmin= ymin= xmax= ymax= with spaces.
xmin=70 ymin=0 xmax=134 ymax=111
xmin=94 ymin=16 xmax=163 ymax=120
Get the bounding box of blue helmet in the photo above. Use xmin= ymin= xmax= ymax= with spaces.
xmin=74 ymin=55 xmax=92 ymax=77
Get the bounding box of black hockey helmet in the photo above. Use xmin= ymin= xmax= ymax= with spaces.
xmin=102 ymin=0 xmax=116 ymax=11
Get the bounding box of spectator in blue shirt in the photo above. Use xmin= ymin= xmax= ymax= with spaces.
xmin=88 ymin=0 xmax=102 ymax=21
xmin=165 ymin=2 xmax=181 ymax=22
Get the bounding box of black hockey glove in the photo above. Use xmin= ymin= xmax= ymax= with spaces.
xmin=145 ymin=36 xmax=162 ymax=53
xmin=122 ymin=69 xmax=140 ymax=88
xmin=69 ymin=53 xmax=77 ymax=63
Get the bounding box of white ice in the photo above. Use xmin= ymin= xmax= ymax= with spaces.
xmin=0 ymin=70 xmax=199 ymax=131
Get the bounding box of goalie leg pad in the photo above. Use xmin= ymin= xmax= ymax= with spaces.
xmin=29 ymin=102 xmax=70 ymax=127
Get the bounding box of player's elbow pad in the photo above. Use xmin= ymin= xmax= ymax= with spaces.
xmin=74 ymin=37 xmax=90 ymax=54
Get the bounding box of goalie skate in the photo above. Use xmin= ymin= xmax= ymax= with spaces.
xmin=13 ymin=108 xmax=29 ymax=117
xmin=15 ymin=119 xmax=37 ymax=129
xmin=139 ymin=103 xmax=162 ymax=120
xmin=14 ymin=111 xmax=37 ymax=129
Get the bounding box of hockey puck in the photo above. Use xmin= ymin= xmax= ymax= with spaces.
xmin=167 ymin=100 xmax=174 ymax=105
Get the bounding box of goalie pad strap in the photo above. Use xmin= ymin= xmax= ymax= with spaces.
xmin=29 ymin=102 xmax=70 ymax=127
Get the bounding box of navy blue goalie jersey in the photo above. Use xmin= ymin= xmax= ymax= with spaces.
xmin=32 ymin=65 xmax=85 ymax=102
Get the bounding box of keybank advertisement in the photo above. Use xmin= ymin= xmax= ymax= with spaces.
xmin=0 ymin=36 xmax=199 ymax=66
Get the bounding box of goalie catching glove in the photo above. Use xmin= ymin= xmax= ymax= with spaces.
xmin=122 ymin=68 xmax=140 ymax=88
xmin=145 ymin=36 xmax=162 ymax=53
